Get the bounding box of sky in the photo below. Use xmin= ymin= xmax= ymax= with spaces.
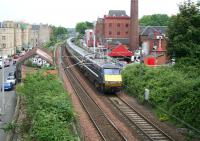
xmin=0 ymin=0 xmax=198 ymax=28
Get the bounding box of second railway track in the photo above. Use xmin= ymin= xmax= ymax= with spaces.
xmin=61 ymin=45 xmax=127 ymax=141
xmin=109 ymin=96 xmax=175 ymax=141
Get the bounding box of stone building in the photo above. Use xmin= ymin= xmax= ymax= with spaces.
xmin=14 ymin=23 xmax=22 ymax=52
xmin=0 ymin=21 xmax=15 ymax=57
xmin=29 ymin=24 xmax=51 ymax=48
xmin=38 ymin=24 xmax=51 ymax=46
xmin=29 ymin=25 xmax=40 ymax=49
xmin=0 ymin=21 xmax=51 ymax=57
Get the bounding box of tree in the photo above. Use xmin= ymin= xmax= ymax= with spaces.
xmin=75 ymin=22 xmax=87 ymax=35
xmin=167 ymin=0 xmax=200 ymax=60
xmin=75 ymin=21 xmax=93 ymax=35
xmin=52 ymin=26 xmax=68 ymax=39
xmin=45 ymin=26 xmax=68 ymax=48
xmin=140 ymin=14 xmax=170 ymax=26
xmin=85 ymin=21 xmax=94 ymax=29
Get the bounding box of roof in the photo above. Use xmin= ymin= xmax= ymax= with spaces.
xmin=31 ymin=25 xmax=40 ymax=30
xmin=16 ymin=48 xmax=54 ymax=65
xmin=140 ymin=26 xmax=167 ymax=37
xmin=108 ymin=44 xmax=133 ymax=57
xmin=105 ymin=38 xmax=129 ymax=45
xmin=108 ymin=10 xmax=128 ymax=17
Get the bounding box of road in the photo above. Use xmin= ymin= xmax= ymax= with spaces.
xmin=0 ymin=63 xmax=17 ymax=141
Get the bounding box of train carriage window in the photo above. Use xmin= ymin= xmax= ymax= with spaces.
xmin=104 ymin=69 xmax=120 ymax=75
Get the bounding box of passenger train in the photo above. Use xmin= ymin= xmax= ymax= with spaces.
xmin=65 ymin=38 xmax=122 ymax=93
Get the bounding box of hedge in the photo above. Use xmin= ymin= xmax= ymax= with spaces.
xmin=16 ymin=72 xmax=78 ymax=141
xmin=122 ymin=63 xmax=200 ymax=132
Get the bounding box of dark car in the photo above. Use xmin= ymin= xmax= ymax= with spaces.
xmin=1 ymin=82 xmax=13 ymax=91
xmin=8 ymin=71 xmax=16 ymax=78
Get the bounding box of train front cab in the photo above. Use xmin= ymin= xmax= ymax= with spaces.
xmin=103 ymin=68 xmax=122 ymax=93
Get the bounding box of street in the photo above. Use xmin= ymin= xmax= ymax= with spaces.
xmin=0 ymin=64 xmax=17 ymax=141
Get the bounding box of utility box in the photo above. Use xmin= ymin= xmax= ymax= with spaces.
xmin=144 ymin=89 xmax=150 ymax=101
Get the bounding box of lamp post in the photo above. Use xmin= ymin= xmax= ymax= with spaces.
xmin=0 ymin=49 xmax=5 ymax=115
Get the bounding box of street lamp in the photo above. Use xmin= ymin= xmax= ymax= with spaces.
xmin=0 ymin=49 xmax=5 ymax=115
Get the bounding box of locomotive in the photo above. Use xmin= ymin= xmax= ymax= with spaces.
xmin=65 ymin=38 xmax=122 ymax=93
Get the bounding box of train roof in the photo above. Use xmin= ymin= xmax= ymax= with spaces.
xmin=67 ymin=38 xmax=121 ymax=69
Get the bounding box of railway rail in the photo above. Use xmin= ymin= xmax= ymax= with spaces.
xmin=109 ymin=96 xmax=175 ymax=141
xmin=61 ymin=45 xmax=127 ymax=141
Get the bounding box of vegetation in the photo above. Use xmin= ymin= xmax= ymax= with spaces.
xmin=75 ymin=21 xmax=93 ymax=35
xmin=122 ymin=64 xmax=200 ymax=135
xmin=140 ymin=14 xmax=170 ymax=26
xmin=167 ymin=1 xmax=200 ymax=60
xmin=45 ymin=26 xmax=68 ymax=48
xmin=123 ymin=1 xmax=200 ymax=138
xmin=16 ymin=72 xmax=78 ymax=141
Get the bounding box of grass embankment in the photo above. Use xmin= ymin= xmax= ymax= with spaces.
xmin=122 ymin=61 xmax=200 ymax=137
xmin=17 ymin=72 xmax=78 ymax=141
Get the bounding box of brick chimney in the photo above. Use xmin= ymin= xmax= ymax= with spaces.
xmin=130 ymin=0 xmax=139 ymax=51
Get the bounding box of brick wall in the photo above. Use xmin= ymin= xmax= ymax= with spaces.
xmin=104 ymin=17 xmax=130 ymax=39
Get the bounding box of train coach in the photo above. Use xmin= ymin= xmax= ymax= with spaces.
xmin=65 ymin=38 xmax=122 ymax=93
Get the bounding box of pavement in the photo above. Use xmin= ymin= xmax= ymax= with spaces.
xmin=0 ymin=62 xmax=17 ymax=141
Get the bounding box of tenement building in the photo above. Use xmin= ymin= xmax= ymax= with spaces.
xmin=0 ymin=21 xmax=51 ymax=57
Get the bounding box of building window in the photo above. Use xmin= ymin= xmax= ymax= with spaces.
xmin=109 ymin=23 xmax=112 ymax=27
xmin=117 ymin=32 xmax=120 ymax=35
xmin=2 ymin=43 xmax=6 ymax=48
xmin=109 ymin=31 xmax=112 ymax=35
xmin=126 ymin=31 xmax=129 ymax=34
xmin=2 ymin=36 xmax=6 ymax=40
xmin=117 ymin=23 xmax=120 ymax=27
xmin=126 ymin=23 xmax=129 ymax=27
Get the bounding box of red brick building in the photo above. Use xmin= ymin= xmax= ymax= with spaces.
xmin=95 ymin=10 xmax=130 ymax=45
xmin=95 ymin=11 xmax=168 ymax=64
xmin=139 ymin=26 xmax=167 ymax=53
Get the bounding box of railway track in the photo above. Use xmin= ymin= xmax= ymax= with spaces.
xmin=61 ymin=46 xmax=127 ymax=141
xmin=109 ymin=96 xmax=175 ymax=141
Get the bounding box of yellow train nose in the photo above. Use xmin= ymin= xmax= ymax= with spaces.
xmin=104 ymin=75 xmax=122 ymax=87
xmin=104 ymin=75 xmax=122 ymax=82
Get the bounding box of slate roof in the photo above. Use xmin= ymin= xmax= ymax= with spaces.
xmin=140 ymin=26 xmax=167 ymax=37
xmin=16 ymin=48 xmax=54 ymax=65
xmin=108 ymin=10 xmax=128 ymax=17
xmin=31 ymin=25 xmax=40 ymax=30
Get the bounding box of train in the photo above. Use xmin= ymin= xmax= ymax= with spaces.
xmin=65 ymin=37 xmax=122 ymax=93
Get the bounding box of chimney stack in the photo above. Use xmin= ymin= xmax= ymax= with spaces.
xmin=130 ymin=0 xmax=139 ymax=51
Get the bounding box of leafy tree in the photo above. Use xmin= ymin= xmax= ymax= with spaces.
xmin=167 ymin=0 xmax=200 ymax=60
xmin=45 ymin=26 xmax=68 ymax=48
xmin=52 ymin=26 xmax=68 ymax=39
xmin=75 ymin=22 xmax=87 ymax=35
xmin=85 ymin=21 xmax=94 ymax=29
xmin=75 ymin=21 xmax=93 ymax=35
xmin=140 ymin=14 xmax=170 ymax=26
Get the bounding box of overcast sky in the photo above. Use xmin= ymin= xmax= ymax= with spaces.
xmin=0 ymin=0 xmax=198 ymax=28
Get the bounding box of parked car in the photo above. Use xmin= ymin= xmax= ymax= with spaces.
xmin=0 ymin=61 xmax=3 ymax=69
xmin=1 ymin=82 xmax=13 ymax=91
xmin=4 ymin=59 xmax=10 ymax=67
xmin=6 ymin=76 xmax=16 ymax=85
xmin=8 ymin=71 xmax=16 ymax=78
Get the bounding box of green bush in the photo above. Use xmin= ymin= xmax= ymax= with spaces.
xmin=16 ymin=72 xmax=77 ymax=141
xmin=122 ymin=64 xmax=200 ymax=131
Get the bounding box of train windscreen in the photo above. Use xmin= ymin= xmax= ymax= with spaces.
xmin=104 ymin=69 xmax=120 ymax=75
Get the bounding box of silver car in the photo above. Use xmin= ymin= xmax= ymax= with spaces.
xmin=6 ymin=76 xmax=16 ymax=85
